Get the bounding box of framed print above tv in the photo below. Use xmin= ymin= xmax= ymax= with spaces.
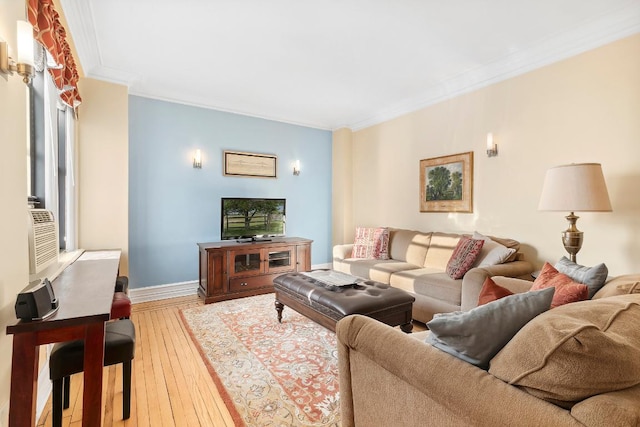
xmin=224 ymin=151 xmax=277 ymax=178
xmin=420 ymin=151 xmax=473 ymax=213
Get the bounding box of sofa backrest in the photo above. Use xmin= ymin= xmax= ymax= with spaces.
xmin=423 ymin=232 xmax=462 ymax=270
xmin=388 ymin=229 xmax=431 ymax=266
xmin=593 ymin=274 xmax=640 ymax=299
xmin=387 ymin=228 xmax=523 ymax=270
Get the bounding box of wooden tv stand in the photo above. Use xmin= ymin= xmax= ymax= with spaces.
xmin=197 ymin=237 xmax=312 ymax=304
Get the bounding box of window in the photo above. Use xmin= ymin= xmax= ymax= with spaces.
xmin=28 ymin=62 xmax=77 ymax=251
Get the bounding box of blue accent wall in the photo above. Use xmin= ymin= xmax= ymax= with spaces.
xmin=128 ymin=96 xmax=332 ymax=288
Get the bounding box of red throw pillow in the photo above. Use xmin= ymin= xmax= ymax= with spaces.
xmin=446 ymin=237 xmax=484 ymax=279
xmin=478 ymin=277 xmax=514 ymax=305
xmin=531 ymin=262 xmax=589 ymax=308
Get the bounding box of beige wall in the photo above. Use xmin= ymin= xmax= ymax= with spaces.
xmin=332 ymin=128 xmax=353 ymax=245
xmin=0 ymin=0 xmax=31 ymax=419
xmin=77 ymin=78 xmax=129 ymax=274
xmin=340 ymin=34 xmax=640 ymax=276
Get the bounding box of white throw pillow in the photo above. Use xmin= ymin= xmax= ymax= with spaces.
xmin=472 ymin=231 xmax=516 ymax=267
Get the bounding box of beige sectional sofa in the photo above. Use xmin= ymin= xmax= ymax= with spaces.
xmin=337 ymin=274 xmax=640 ymax=426
xmin=333 ymin=228 xmax=534 ymax=323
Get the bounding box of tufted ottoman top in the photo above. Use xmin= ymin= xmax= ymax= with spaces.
xmin=274 ymin=272 xmax=415 ymax=316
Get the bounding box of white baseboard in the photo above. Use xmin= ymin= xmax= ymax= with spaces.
xmin=312 ymin=263 xmax=332 ymax=270
xmin=36 ymin=358 xmax=52 ymax=422
xmin=1 ymin=365 xmax=51 ymax=427
xmin=129 ymin=280 xmax=199 ymax=304
xmin=128 ymin=264 xmax=332 ymax=304
xmin=0 ymin=399 xmax=8 ymax=427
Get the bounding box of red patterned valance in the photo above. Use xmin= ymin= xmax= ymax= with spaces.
xmin=27 ymin=0 xmax=82 ymax=109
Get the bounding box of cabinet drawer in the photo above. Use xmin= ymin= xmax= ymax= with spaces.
xmin=229 ymin=275 xmax=273 ymax=292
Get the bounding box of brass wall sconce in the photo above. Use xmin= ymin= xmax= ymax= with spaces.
xmin=0 ymin=21 xmax=35 ymax=84
xmin=293 ymin=160 xmax=301 ymax=176
xmin=193 ymin=149 xmax=202 ymax=168
xmin=486 ymin=133 xmax=498 ymax=157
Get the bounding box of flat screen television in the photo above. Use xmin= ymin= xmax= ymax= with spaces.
xmin=221 ymin=197 xmax=286 ymax=240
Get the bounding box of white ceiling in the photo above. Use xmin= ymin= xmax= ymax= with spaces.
xmin=60 ymin=0 xmax=640 ymax=130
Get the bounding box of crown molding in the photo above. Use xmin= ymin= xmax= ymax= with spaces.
xmin=59 ymin=0 xmax=101 ymax=77
xmin=128 ymin=90 xmax=333 ymax=130
xmin=347 ymin=4 xmax=640 ymax=131
xmin=60 ymin=0 xmax=640 ymax=133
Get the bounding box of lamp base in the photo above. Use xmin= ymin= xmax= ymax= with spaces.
xmin=562 ymin=212 xmax=583 ymax=263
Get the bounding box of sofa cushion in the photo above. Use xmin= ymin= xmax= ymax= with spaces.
xmin=424 ymin=232 xmax=462 ymax=270
xmin=478 ymin=277 xmax=514 ymax=305
xmin=531 ymin=262 xmax=589 ymax=308
xmin=446 ymin=237 xmax=484 ymax=279
xmin=489 ymin=294 xmax=640 ymax=408
xmin=425 ymin=287 xmax=554 ymax=369
xmin=390 ymin=270 xmax=462 ymax=305
xmin=554 ymin=256 xmax=608 ymax=298
xmin=388 ymin=229 xmax=431 ymax=265
xmin=472 ymin=232 xmax=517 ymax=267
xmin=352 ymin=226 xmax=390 ymax=259
xmin=334 ymin=258 xmax=421 ymax=284
xmin=593 ymin=274 xmax=640 ymax=299
xmin=571 ymin=383 xmax=640 ymax=426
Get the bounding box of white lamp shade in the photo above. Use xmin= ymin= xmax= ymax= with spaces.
xmin=538 ymin=163 xmax=612 ymax=212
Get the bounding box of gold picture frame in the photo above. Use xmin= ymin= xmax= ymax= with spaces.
xmin=420 ymin=151 xmax=473 ymax=212
xmin=223 ymin=151 xmax=277 ymax=178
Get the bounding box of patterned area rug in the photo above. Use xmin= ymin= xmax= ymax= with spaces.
xmin=180 ymin=293 xmax=340 ymax=427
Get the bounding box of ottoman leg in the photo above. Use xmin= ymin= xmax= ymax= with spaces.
xmin=400 ymin=322 xmax=413 ymax=333
xmin=275 ymin=300 xmax=284 ymax=323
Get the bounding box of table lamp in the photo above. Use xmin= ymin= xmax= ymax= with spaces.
xmin=538 ymin=163 xmax=612 ymax=262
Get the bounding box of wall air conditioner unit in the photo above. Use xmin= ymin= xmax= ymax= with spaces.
xmin=28 ymin=209 xmax=59 ymax=275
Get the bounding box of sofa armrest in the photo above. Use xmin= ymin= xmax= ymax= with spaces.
xmin=336 ymin=315 xmax=579 ymax=427
xmin=333 ymin=243 xmax=353 ymax=260
xmin=460 ymin=260 xmax=534 ymax=311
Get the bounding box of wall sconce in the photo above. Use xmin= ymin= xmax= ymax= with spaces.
xmin=0 ymin=21 xmax=35 ymax=84
xmin=293 ymin=160 xmax=301 ymax=176
xmin=193 ymin=149 xmax=202 ymax=168
xmin=486 ymin=133 xmax=498 ymax=157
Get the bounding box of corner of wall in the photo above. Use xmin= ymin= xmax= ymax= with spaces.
xmin=332 ymin=128 xmax=353 ymax=245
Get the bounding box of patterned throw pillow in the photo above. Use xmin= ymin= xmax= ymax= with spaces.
xmin=531 ymin=262 xmax=589 ymax=308
xmin=477 ymin=277 xmax=514 ymax=306
xmin=351 ymin=227 xmax=390 ymax=260
xmin=445 ymin=237 xmax=484 ymax=279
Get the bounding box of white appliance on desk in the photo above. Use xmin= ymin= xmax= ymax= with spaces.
xmin=27 ymin=209 xmax=59 ymax=275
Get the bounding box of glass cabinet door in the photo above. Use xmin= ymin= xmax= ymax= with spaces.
xmin=230 ymin=251 xmax=263 ymax=276
xmin=267 ymin=249 xmax=294 ymax=273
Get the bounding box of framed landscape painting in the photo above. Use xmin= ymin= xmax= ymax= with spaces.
xmin=420 ymin=151 xmax=473 ymax=213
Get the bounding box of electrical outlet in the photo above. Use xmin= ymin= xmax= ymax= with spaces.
xmin=0 ymin=399 xmax=8 ymax=427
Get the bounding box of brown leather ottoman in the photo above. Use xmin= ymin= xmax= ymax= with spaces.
xmin=273 ymin=272 xmax=415 ymax=333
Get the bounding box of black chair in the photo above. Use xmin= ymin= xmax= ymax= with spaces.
xmin=49 ymin=319 xmax=135 ymax=427
xmin=115 ymin=275 xmax=129 ymax=294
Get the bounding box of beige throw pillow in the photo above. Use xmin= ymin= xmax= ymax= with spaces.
xmin=471 ymin=232 xmax=516 ymax=267
xmin=489 ymin=294 xmax=640 ymax=408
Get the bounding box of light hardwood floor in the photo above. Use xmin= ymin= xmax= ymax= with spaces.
xmin=36 ymin=294 xmax=426 ymax=426
xmin=36 ymin=295 xmax=235 ymax=427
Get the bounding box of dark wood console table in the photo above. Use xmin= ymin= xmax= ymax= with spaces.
xmin=198 ymin=237 xmax=312 ymax=303
xmin=6 ymin=250 xmax=121 ymax=427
